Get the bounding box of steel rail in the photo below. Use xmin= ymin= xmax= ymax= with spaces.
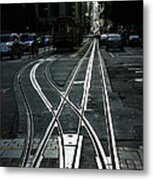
xmin=46 ymin=65 xmax=110 ymax=169
xmin=18 ymin=71 xmax=34 ymax=167
xmin=28 ymin=41 xmax=94 ymax=168
xmin=74 ymin=39 xmax=105 ymax=169
xmin=15 ymin=57 xmax=62 ymax=167
xmin=34 ymin=61 xmax=65 ymax=168
xmin=97 ymin=41 xmax=120 ymax=169
xmin=15 ymin=60 xmax=39 ymax=167
xmin=45 ymin=40 xmax=110 ymax=169
xmin=29 ymin=60 xmax=65 ymax=168
xmin=45 ymin=75 xmax=110 ymax=169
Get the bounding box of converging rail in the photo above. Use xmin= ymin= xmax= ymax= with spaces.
xmin=17 ymin=38 xmax=120 ymax=169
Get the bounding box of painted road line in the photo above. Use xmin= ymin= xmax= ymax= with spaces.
xmin=128 ymin=67 xmax=142 ymax=71
xmin=135 ymin=70 xmax=143 ymax=74
xmin=119 ymin=55 xmax=142 ymax=58
xmin=73 ymin=81 xmax=84 ymax=85
xmin=109 ymin=52 xmax=115 ymax=58
xmin=86 ymin=108 xmax=94 ymax=112
xmin=134 ymin=78 xmax=143 ymax=82
xmin=63 ymin=134 xmax=78 ymax=168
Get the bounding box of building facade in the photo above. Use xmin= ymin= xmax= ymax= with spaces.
xmin=1 ymin=2 xmax=90 ymax=34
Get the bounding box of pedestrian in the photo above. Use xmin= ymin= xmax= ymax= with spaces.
xmin=32 ymin=36 xmax=38 ymax=58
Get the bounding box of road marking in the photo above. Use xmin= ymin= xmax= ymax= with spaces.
xmin=73 ymin=81 xmax=84 ymax=85
xmin=63 ymin=134 xmax=78 ymax=168
xmin=109 ymin=52 xmax=115 ymax=58
xmin=134 ymin=78 xmax=143 ymax=82
xmin=128 ymin=67 xmax=142 ymax=71
xmin=135 ymin=70 xmax=143 ymax=74
xmin=85 ymin=108 xmax=94 ymax=112
xmin=119 ymin=55 xmax=142 ymax=58
xmin=63 ymin=134 xmax=78 ymax=146
xmin=128 ymin=68 xmax=143 ymax=74
xmin=64 ymin=146 xmax=76 ymax=168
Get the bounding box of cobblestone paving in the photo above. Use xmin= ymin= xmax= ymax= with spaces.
xmin=118 ymin=146 xmax=143 ymax=170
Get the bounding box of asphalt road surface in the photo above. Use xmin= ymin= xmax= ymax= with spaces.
xmin=0 ymin=40 xmax=143 ymax=169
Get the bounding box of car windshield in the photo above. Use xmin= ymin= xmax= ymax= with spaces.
xmin=0 ymin=35 xmax=10 ymax=42
xmin=20 ymin=35 xmax=35 ymax=42
xmin=108 ymin=35 xmax=121 ymax=41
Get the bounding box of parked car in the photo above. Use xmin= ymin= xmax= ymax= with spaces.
xmin=99 ymin=34 xmax=108 ymax=46
xmin=127 ymin=35 xmax=142 ymax=46
xmin=0 ymin=33 xmax=22 ymax=59
xmin=106 ymin=34 xmax=124 ymax=51
xmin=20 ymin=33 xmax=38 ymax=54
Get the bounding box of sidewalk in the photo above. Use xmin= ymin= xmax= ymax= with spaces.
xmin=118 ymin=146 xmax=143 ymax=170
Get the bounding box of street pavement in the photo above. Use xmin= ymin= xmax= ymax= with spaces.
xmin=0 ymin=41 xmax=143 ymax=169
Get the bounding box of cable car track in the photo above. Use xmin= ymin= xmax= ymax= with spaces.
xmin=17 ymin=39 xmax=120 ymax=169
xmin=28 ymin=41 xmax=95 ymax=168
xmin=17 ymin=40 xmax=92 ymax=167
